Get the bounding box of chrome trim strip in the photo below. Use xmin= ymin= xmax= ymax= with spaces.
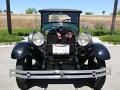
xmin=9 ymin=67 xmax=111 ymax=79
xmin=10 ymin=67 xmax=110 ymax=74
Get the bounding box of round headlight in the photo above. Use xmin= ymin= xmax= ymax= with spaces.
xmin=78 ymin=33 xmax=92 ymax=46
xmin=32 ymin=32 xmax=44 ymax=46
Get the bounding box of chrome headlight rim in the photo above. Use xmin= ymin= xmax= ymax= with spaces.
xmin=77 ymin=33 xmax=92 ymax=46
xmin=28 ymin=32 xmax=44 ymax=46
xmin=32 ymin=32 xmax=44 ymax=46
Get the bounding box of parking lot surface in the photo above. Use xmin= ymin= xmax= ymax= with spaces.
xmin=0 ymin=45 xmax=120 ymax=90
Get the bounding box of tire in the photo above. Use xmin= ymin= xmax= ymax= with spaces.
xmin=16 ymin=56 xmax=32 ymax=90
xmin=94 ymin=88 xmax=101 ymax=90
xmin=88 ymin=59 xmax=106 ymax=90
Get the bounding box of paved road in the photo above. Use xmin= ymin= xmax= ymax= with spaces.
xmin=0 ymin=45 xmax=120 ymax=90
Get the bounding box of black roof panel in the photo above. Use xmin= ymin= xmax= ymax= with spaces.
xmin=39 ymin=9 xmax=82 ymax=13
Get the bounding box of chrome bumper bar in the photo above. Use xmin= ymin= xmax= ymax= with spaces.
xmin=9 ymin=67 xmax=111 ymax=79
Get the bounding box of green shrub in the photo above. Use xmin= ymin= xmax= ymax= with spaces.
xmin=94 ymin=22 xmax=107 ymax=30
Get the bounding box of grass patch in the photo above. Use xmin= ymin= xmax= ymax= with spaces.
xmin=0 ymin=33 xmax=21 ymax=42
xmin=12 ymin=28 xmax=38 ymax=36
xmin=100 ymin=35 xmax=120 ymax=44
xmin=80 ymin=28 xmax=109 ymax=36
xmin=0 ymin=28 xmax=39 ymax=43
xmin=100 ymin=30 xmax=120 ymax=44
xmin=80 ymin=28 xmax=120 ymax=44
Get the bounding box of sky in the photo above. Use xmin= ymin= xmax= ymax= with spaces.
xmin=0 ymin=0 xmax=120 ymax=15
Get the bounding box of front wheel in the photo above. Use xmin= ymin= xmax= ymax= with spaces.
xmin=16 ymin=56 xmax=32 ymax=90
xmin=88 ymin=59 xmax=106 ymax=90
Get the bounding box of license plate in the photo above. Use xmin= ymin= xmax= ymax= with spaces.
xmin=53 ymin=44 xmax=70 ymax=54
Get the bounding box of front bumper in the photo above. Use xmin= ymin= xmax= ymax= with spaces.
xmin=9 ymin=67 xmax=111 ymax=79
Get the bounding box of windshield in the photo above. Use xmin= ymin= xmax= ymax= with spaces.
xmin=41 ymin=12 xmax=79 ymax=25
xmin=49 ymin=14 xmax=71 ymax=23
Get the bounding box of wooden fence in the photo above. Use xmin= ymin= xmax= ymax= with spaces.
xmin=0 ymin=14 xmax=120 ymax=29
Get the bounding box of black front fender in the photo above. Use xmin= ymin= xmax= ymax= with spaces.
xmin=94 ymin=43 xmax=110 ymax=60
xmin=11 ymin=42 xmax=34 ymax=59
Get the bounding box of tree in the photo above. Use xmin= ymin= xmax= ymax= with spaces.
xmin=26 ymin=8 xmax=37 ymax=14
xmin=85 ymin=11 xmax=94 ymax=15
xmin=0 ymin=10 xmax=2 ymax=13
xmin=3 ymin=10 xmax=13 ymax=14
xmin=102 ymin=10 xmax=105 ymax=15
xmin=117 ymin=9 xmax=120 ymax=15
xmin=110 ymin=0 xmax=118 ymax=35
xmin=3 ymin=10 xmax=7 ymax=13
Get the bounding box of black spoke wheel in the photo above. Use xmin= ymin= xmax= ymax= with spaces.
xmin=16 ymin=56 xmax=32 ymax=90
xmin=88 ymin=58 xmax=106 ymax=90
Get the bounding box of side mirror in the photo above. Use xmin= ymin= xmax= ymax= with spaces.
xmin=82 ymin=25 xmax=89 ymax=30
xmin=82 ymin=24 xmax=89 ymax=32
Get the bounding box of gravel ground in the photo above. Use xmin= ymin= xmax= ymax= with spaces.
xmin=0 ymin=45 xmax=120 ymax=90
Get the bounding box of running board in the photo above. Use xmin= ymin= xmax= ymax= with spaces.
xmin=9 ymin=67 xmax=111 ymax=79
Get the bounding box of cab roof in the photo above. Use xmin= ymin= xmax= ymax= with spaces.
xmin=39 ymin=9 xmax=82 ymax=14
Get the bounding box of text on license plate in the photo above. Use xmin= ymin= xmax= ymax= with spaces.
xmin=52 ymin=44 xmax=70 ymax=54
